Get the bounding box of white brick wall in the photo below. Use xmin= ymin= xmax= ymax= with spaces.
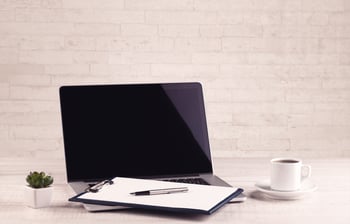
xmin=0 ymin=0 xmax=349 ymax=159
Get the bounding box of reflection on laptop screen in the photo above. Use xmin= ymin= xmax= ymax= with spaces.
xmin=59 ymin=83 xmax=213 ymax=182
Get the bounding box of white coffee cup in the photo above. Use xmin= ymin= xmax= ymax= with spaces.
xmin=270 ymin=158 xmax=311 ymax=191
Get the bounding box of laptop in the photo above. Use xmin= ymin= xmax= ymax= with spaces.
xmin=59 ymin=82 xmax=245 ymax=211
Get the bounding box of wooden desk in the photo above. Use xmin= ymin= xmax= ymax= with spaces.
xmin=1 ymin=158 xmax=349 ymax=224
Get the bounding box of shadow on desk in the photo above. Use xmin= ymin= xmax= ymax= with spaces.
xmin=249 ymin=191 xmax=281 ymax=202
xmin=48 ymin=202 xmax=212 ymax=221
xmin=94 ymin=208 xmax=211 ymax=221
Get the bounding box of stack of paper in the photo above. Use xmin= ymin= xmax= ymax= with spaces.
xmin=69 ymin=177 xmax=243 ymax=214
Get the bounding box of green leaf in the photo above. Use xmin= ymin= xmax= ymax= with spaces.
xmin=26 ymin=171 xmax=54 ymax=188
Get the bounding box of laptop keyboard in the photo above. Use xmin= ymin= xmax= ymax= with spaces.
xmin=163 ymin=177 xmax=209 ymax=185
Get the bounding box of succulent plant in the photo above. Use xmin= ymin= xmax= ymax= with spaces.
xmin=26 ymin=171 xmax=53 ymax=188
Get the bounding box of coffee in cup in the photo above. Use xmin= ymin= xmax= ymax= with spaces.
xmin=270 ymin=158 xmax=311 ymax=191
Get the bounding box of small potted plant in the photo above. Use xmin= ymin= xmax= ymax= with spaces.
xmin=25 ymin=171 xmax=54 ymax=208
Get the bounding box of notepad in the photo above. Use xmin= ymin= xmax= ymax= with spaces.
xmin=69 ymin=177 xmax=243 ymax=214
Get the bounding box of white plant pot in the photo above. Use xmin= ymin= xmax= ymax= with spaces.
xmin=24 ymin=186 xmax=53 ymax=208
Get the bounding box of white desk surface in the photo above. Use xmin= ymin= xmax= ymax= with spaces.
xmin=1 ymin=157 xmax=349 ymax=224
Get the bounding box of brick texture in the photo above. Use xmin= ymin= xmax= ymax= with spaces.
xmin=0 ymin=0 xmax=349 ymax=159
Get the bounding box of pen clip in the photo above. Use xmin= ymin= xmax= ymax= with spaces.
xmin=85 ymin=179 xmax=114 ymax=193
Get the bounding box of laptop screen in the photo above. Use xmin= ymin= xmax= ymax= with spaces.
xmin=59 ymin=83 xmax=213 ymax=182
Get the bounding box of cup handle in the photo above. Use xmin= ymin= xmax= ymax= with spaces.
xmin=301 ymin=164 xmax=311 ymax=182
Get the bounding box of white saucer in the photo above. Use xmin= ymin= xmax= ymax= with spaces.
xmin=255 ymin=179 xmax=317 ymax=200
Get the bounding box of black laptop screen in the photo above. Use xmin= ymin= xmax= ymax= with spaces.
xmin=59 ymin=83 xmax=213 ymax=182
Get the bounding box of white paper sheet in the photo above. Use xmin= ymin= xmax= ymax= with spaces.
xmin=76 ymin=177 xmax=239 ymax=212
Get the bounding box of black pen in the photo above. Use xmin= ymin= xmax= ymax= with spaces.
xmin=130 ymin=187 xmax=188 ymax=196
